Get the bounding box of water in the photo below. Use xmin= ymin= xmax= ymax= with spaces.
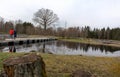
xmin=1 ymin=40 xmax=120 ymax=57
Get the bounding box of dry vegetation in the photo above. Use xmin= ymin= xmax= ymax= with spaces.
xmin=0 ymin=52 xmax=120 ymax=77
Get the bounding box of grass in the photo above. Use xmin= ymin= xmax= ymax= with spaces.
xmin=0 ymin=52 xmax=120 ymax=77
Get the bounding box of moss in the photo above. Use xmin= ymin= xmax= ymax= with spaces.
xmin=0 ymin=52 xmax=25 ymax=71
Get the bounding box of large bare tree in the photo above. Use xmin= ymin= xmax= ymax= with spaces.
xmin=33 ymin=8 xmax=59 ymax=30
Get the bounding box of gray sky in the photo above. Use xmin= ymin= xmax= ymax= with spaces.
xmin=0 ymin=0 xmax=120 ymax=28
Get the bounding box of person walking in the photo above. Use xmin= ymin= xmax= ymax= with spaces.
xmin=14 ymin=30 xmax=17 ymax=39
xmin=9 ymin=28 xmax=14 ymax=39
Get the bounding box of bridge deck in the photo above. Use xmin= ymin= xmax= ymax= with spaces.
xmin=0 ymin=37 xmax=57 ymax=47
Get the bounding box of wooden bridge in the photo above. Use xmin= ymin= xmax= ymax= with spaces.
xmin=0 ymin=37 xmax=57 ymax=47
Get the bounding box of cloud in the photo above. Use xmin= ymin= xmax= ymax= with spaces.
xmin=0 ymin=0 xmax=120 ymax=28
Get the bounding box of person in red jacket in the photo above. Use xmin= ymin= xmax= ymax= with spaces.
xmin=9 ymin=28 xmax=14 ymax=39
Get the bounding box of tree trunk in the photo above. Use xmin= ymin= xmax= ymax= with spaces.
xmin=2 ymin=53 xmax=47 ymax=77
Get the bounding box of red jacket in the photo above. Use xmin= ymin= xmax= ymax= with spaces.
xmin=9 ymin=29 xmax=14 ymax=35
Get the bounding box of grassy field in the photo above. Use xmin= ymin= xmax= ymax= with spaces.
xmin=0 ymin=52 xmax=120 ymax=77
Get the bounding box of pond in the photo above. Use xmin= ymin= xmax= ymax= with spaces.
xmin=1 ymin=40 xmax=120 ymax=57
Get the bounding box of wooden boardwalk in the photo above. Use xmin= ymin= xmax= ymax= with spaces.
xmin=0 ymin=37 xmax=57 ymax=47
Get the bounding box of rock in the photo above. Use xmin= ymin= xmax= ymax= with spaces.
xmin=2 ymin=53 xmax=47 ymax=77
xmin=71 ymin=70 xmax=92 ymax=77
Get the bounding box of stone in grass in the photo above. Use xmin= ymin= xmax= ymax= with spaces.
xmin=71 ymin=70 xmax=93 ymax=77
xmin=2 ymin=53 xmax=47 ymax=77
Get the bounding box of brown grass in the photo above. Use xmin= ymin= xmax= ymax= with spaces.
xmin=40 ymin=53 xmax=120 ymax=77
xmin=0 ymin=52 xmax=120 ymax=77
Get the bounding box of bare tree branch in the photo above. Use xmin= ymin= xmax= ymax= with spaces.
xmin=33 ymin=8 xmax=59 ymax=30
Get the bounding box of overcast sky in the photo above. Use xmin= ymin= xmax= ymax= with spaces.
xmin=0 ymin=0 xmax=120 ymax=28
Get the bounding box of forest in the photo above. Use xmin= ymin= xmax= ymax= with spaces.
xmin=0 ymin=19 xmax=120 ymax=40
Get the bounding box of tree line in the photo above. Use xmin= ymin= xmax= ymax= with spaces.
xmin=0 ymin=8 xmax=59 ymax=35
xmin=0 ymin=8 xmax=120 ymax=40
xmin=0 ymin=18 xmax=120 ymax=40
xmin=56 ymin=26 xmax=120 ymax=40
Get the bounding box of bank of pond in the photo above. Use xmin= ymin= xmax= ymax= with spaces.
xmin=0 ymin=52 xmax=120 ymax=77
xmin=0 ymin=39 xmax=120 ymax=77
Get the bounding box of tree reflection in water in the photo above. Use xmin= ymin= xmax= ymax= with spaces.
xmin=1 ymin=40 xmax=120 ymax=56
xmin=56 ymin=41 xmax=120 ymax=53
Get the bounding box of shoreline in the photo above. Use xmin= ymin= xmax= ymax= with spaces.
xmin=59 ymin=38 xmax=120 ymax=48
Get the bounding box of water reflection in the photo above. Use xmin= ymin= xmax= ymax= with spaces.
xmin=56 ymin=41 xmax=120 ymax=52
xmin=1 ymin=40 xmax=120 ymax=57
xmin=9 ymin=46 xmax=16 ymax=52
